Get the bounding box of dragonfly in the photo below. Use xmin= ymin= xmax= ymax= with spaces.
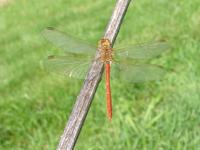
xmin=42 ymin=27 xmax=170 ymax=120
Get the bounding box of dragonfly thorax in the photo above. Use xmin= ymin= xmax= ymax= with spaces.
xmin=98 ymin=38 xmax=113 ymax=63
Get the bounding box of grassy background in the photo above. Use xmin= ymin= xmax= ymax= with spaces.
xmin=1 ymin=0 xmax=200 ymax=149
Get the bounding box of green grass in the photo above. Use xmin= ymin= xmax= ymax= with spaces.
xmin=1 ymin=0 xmax=200 ymax=149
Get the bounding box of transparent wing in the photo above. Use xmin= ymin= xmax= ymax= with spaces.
xmin=42 ymin=27 xmax=96 ymax=55
xmin=43 ymin=55 xmax=91 ymax=79
xmin=111 ymin=63 xmax=167 ymax=83
xmin=114 ymin=40 xmax=170 ymax=60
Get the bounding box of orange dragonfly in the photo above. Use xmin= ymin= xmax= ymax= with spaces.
xmin=42 ymin=27 xmax=170 ymax=120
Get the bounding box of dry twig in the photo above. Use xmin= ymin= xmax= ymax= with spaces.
xmin=57 ymin=0 xmax=132 ymax=149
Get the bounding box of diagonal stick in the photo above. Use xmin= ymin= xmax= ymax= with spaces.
xmin=57 ymin=0 xmax=132 ymax=149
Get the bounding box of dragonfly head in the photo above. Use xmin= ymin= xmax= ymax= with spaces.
xmin=98 ymin=38 xmax=112 ymax=49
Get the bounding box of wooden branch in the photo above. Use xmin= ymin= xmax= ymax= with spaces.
xmin=57 ymin=0 xmax=132 ymax=149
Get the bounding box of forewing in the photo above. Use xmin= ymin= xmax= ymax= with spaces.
xmin=43 ymin=55 xmax=91 ymax=79
xmin=115 ymin=41 xmax=170 ymax=60
xmin=111 ymin=63 xmax=167 ymax=83
xmin=42 ymin=27 xmax=96 ymax=55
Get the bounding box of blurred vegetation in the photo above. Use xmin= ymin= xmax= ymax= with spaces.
xmin=0 ymin=0 xmax=200 ymax=149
